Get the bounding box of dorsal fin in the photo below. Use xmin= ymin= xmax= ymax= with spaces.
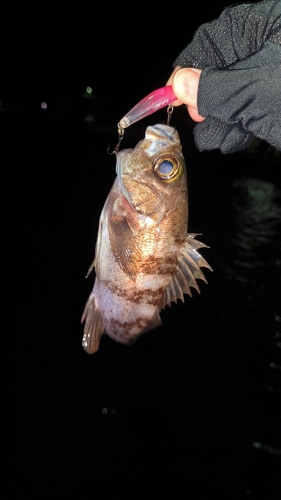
xmin=162 ymin=234 xmax=212 ymax=309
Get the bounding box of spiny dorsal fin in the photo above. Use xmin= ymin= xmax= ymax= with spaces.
xmin=162 ymin=234 xmax=212 ymax=309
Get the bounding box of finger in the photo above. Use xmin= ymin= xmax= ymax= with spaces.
xmin=173 ymin=67 xmax=202 ymax=108
xmin=166 ymin=65 xmax=184 ymax=106
xmin=187 ymin=105 xmax=205 ymax=123
xmin=166 ymin=65 xmax=182 ymax=86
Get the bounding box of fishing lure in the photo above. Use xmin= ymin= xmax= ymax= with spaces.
xmin=118 ymin=85 xmax=176 ymax=130
xmin=109 ymin=86 xmax=176 ymax=154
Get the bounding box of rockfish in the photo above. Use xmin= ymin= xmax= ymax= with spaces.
xmin=81 ymin=124 xmax=211 ymax=354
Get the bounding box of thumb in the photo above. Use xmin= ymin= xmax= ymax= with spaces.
xmin=173 ymin=67 xmax=201 ymax=107
xmin=173 ymin=68 xmax=205 ymax=122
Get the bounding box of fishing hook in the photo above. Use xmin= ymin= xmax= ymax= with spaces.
xmin=167 ymin=104 xmax=174 ymax=126
xmin=107 ymin=124 xmax=124 ymax=155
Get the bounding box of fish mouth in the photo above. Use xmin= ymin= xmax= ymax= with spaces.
xmin=115 ymin=151 xmax=134 ymax=208
xmin=116 ymin=150 xmax=127 ymax=178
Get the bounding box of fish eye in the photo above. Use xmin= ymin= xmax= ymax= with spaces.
xmin=154 ymin=155 xmax=183 ymax=183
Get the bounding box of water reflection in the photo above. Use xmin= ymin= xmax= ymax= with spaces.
xmin=215 ymin=176 xmax=281 ymax=457
xmin=232 ymin=177 xmax=281 ymax=284
xmin=218 ymin=177 xmax=281 ymax=310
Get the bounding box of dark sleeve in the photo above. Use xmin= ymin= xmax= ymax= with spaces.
xmin=174 ymin=0 xmax=281 ymax=153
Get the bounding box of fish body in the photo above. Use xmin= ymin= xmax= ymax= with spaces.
xmin=81 ymin=124 xmax=211 ymax=353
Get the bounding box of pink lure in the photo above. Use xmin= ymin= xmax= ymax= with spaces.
xmin=118 ymin=86 xmax=176 ymax=129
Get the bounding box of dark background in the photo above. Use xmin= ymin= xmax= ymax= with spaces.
xmin=3 ymin=1 xmax=280 ymax=497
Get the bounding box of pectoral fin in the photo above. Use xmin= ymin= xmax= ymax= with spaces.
xmin=108 ymin=216 xmax=142 ymax=281
xmin=81 ymin=291 xmax=104 ymax=354
xmin=162 ymin=233 xmax=212 ymax=309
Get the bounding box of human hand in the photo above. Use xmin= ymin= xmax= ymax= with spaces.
xmin=166 ymin=66 xmax=205 ymax=123
xmin=167 ymin=0 xmax=281 ymax=154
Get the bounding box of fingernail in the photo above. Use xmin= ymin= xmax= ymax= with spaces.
xmin=173 ymin=68 xmax=201 ymax=108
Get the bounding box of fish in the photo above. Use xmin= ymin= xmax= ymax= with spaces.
xmin=81 ymin=124 xmax=212 ymax=354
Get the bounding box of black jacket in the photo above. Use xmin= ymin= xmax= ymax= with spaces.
xmin=174 ymin=0 xmax=281 ymax=153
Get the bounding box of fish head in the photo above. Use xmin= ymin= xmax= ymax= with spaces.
xmin=116 ymin=124 xmax=188 ymax=221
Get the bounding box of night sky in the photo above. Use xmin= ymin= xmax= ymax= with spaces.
xmin=5 ymin=1 xmax=281 ymax=496
xmin=2 ymin=1 xmax=243 ymax=117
